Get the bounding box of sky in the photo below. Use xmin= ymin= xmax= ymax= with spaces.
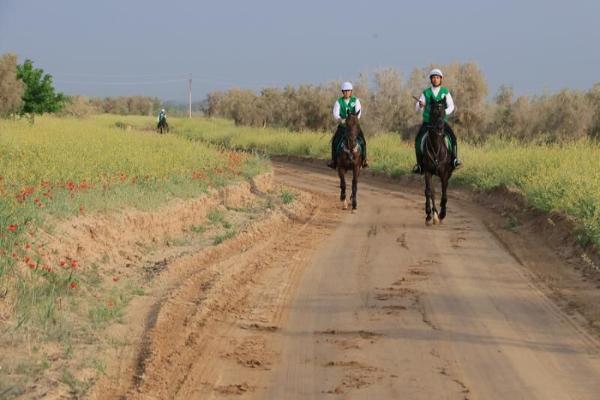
xmin=0 ymin=0 xmax=598 ymax=102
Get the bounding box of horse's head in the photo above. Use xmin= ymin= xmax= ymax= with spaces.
xmin=429 ymin=98 xmax=446 ymax=135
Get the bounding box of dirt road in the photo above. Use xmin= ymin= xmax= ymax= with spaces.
xmin=111 ymin=161 xmax=600 ymax=400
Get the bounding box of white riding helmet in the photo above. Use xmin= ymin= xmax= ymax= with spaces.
xmin=161 ymin=108 xmax=165 ymax=112
xmin=429 ymin=69 xmax=443 ymax=78
xmin=341 ymin=81 xmax=353 ymax=91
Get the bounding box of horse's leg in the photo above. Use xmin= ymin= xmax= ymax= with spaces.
xmin=439 ymin=173 xmax=448 ymax=221
xmin=431 ymin=176 xmax=439 ymax=225
xmin=338 ymin=167 xmax=348 ymax=209
xmin=351 ymin=162 xmax=359 ymax=210
xmin=425 ymin=172 xmax=433 ymax=225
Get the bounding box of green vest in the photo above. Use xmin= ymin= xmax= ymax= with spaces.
xmin=422 ymin=87 xmax=449 ymax=123
xmin=337 ymin=96 xmax=358 ymax=120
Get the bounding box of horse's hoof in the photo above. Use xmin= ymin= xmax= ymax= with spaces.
xmin=433 ymin=212 xmax=440 ymax=225
xmin=426 ymin=218 xmax=432 ymax=226
xmin=342 ymin=199 xmax=348 ymax=210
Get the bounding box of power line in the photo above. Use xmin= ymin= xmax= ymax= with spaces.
xmin=53 ymin=72 xmax=293 ymax=88
xmin=55 ymin=78 xmax=188 ymax=85
xmin=53 ymin=72 xmax=189 ymax=79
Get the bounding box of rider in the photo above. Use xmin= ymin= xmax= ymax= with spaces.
xmin=413 ymin=69 xmax=461 ymax=174
xmin=328 ymin=81 xmax=368 ymax=169
xmin=157 ymin=108 xmax=167 ymax=124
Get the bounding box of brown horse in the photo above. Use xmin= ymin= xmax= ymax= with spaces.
xmin=336 ymin=111 xmax=363 ymax=211
xmin=422 ymin=98 xmax=455 ymax=225
xmin=157 ymin=117 xmax=169 ymax=134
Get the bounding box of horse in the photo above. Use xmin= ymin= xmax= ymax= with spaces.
xmin=157 ymin=118 xmax=169 ymax=134
xmin=335 ymin=111 xmax=363 ymax=211
xmin=421 ymin=97 xmax=455 ymax=225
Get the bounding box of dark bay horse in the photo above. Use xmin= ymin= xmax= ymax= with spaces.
xmin=336 ymin=111 xmax=363 ymax=211
xmin=422 ymin=98 xmax=455 ymax=225
xmin=157 ymin=118 xmax=169 ymax=134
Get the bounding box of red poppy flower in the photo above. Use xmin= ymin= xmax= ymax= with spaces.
xmin=7 ymin=224 xmax=17 ymax=232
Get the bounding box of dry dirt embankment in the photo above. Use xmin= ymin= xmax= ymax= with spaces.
xmin=81 ymin=172 xmax=343 ymax=400
xmin=3 ymin=172 xmax=337 ymax=400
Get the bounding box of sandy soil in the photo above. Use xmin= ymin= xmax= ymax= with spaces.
xmin=92 ymin=161 xmax=600 ymax=400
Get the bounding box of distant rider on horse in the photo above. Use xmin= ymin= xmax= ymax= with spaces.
xmin=157 ymin=108 xmax=167 ymax=125
xmin=328 ymin=82 xmax=369 ymax=169
xmin=413 ymin=69 xmax=461 ymax=174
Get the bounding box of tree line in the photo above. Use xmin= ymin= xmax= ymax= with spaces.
xmin=3 ymin=52 xmax=599 ymax=142
xmin=61 ymin=95 xmax=162 ymax=118
xmin=206 ymin=63 xmax=600 ymax=143
xmin=0 ymin=54 xmax=65 ymax=120
xmin=0 ymin=53 xmax=162 ymax=120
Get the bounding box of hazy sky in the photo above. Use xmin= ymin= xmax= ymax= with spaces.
xmin=1 ymin=0 xmax=597 ymax=102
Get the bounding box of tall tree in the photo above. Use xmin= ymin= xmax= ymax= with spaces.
xmin=0 ymin=53 xmax=25 ymax=116
xmin=16 ymin=59 xmax=65 ymax=116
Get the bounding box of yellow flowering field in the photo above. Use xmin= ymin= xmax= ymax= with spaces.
xmin=0 ymin=114 xmax=265 ymax=300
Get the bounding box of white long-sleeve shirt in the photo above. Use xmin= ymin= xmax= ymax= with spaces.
xmin=415 ymin=86 xmax=455 ymax=116
xmin=333 ymin=97 xmax=362 ymax=123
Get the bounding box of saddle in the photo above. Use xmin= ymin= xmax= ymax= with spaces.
xmin=334 ymin=133 xmax=364 ymax=159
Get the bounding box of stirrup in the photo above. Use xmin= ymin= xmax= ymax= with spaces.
xmin=412 ymin=164 xmax=423 ymax=174
xmin=362 ymin=159 xmax=369 ymax=168
xmin=327 ymin=160 xmax=336 ymax=169
xmin=453 ymin=159 xmax=462 ymax=168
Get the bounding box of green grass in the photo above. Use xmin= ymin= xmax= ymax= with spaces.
xmin=213 ymin=229 xmax=237 ymax=245
xmin=87 ymin=286 xmax=133 ymax=328
xmin=190 ymin=224 xmax=207 ymax=234
xmin=206 ymin=208 xmax=233 ymax=229
xmin=59 ymin=368 xmax=92 ymax=397
xmin=280 ymin=189 xmax=297 ymax=204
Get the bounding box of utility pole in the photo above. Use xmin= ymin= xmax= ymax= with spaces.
xmin=188 ymin=73 xmax=192 ymax=119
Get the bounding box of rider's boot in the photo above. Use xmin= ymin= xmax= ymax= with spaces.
xmin=362 ymin=146 xmax=369 ymax=168
xmin=451 ymin=139 xmax=461 ymax=168
xmin=412 ymin=154 xmax=424 ymax=174
xmin=452 ymin=148 xmax=462 ymax=169
xmin=327 ymin=141 xmax=337 ymax=169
